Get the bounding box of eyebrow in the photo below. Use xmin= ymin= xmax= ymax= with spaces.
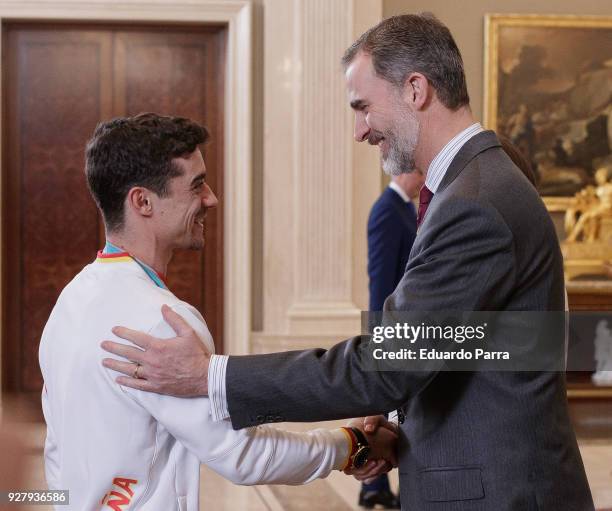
xmin=350 ymin=99 xmax=367 ymax=111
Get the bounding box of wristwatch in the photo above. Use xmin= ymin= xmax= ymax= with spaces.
xmin=344 ymin=427 xmax=371 ymax=470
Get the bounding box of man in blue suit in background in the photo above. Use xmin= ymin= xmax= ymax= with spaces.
xmin=368 ymin=171 xmax=424 ymax=315
xmin=361 ymin=170 xmax=424 ymax=509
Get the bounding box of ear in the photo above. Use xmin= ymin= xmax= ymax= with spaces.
xmin=125 ymin=187 xmax=154 ymax=218
xmin=402 ymin=72 xmax=430 ymax=111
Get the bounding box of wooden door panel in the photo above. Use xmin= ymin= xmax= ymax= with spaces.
xmin=4 ymin=28 xmax=113 ymax=391
xmin=3 ymin=24 xmax=226 ymax=392
xmin=113 ymin=28 xmax=225 ymax=352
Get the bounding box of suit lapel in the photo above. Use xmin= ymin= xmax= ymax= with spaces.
xmin=412 ymin=131 xmax=502 ymax=253
xmin=436 ymin=130 xmax=501 ymax=194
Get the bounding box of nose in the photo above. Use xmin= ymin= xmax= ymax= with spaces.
xmin=353 ymin=111 xmax=370 ymax=142
xmin=202 ymin=183 xmax=219 ymax=209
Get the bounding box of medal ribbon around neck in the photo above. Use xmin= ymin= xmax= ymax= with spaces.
xmin=96 ymin=241 xmax=169 ymax=290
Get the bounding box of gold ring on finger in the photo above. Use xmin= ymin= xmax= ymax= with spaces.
xmin=133 ymin=363 xmax=142 ymax=379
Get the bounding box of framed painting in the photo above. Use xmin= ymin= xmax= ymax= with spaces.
xmin=484 ymin=14 xmax=612 ymax=212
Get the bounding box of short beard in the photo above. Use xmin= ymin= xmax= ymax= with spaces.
xmin=382 ymin=110 xmax=419 ymax=176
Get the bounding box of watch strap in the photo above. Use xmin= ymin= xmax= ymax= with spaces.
xmin=349 ymin=427 xmax=369 ymax=448
xmin=340 ymin=427 xmax=371 ymax=471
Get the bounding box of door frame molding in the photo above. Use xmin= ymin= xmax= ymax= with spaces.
xmin=0 ymin=0 xmax=253 ymax=406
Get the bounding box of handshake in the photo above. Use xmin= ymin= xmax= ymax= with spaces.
xmin=343 ymin=415 xmax=399 ymax=483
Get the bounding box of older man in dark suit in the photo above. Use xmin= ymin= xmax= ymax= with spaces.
xmin=103 ymin=13 xmax=594 ymax=510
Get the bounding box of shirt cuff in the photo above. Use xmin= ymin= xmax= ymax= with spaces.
xmin=332 ymin=428 xmax=352 ymax=471
xmin=388 ymin=410 xmax=399 ymax=425
xmin=208 ymin=354 xmax=230 ymax=421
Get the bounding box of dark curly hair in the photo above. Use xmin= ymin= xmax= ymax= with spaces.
xmin=85 ymin=112 xmax=209 ymax=231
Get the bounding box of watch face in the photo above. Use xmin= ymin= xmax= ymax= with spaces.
xmin=352 ymin=446 xmax=371 ymax=469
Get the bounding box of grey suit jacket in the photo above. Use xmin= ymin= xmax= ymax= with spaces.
xmin=226 ymin=131 xmax=594 ymax=510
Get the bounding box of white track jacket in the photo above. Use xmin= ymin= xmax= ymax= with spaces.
xmin=39 ymin=254 xmax=348 ymax=510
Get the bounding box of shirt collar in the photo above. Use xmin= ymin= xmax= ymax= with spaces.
xmin=388 ymin=181 xmax=411 ymax=203
xmin=99 ymin=241 xmax=169 ymax=290
xmin=424 ymin=123 xmax=484 ymax=194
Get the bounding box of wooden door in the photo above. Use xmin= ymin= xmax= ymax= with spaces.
xmin=3 ymin=23 xmax=226 ymax=393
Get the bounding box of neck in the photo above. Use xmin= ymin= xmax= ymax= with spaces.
xmin=106 ymin=230 xmax=171 ymax=276
xmin=415 ymin=105 xmax=476 ymax=178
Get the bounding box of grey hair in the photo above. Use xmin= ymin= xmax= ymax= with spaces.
xmin=342 ymin=13 xmax=469 ymax=110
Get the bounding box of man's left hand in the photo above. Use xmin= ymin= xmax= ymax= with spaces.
xmin=101 ymin=304 xmax=211 ymax=396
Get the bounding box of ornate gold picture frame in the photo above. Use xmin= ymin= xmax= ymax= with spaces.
xmin=484 ymin=14 xmax=612 ymax=212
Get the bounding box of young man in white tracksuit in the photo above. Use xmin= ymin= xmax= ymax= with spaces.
xmin=39 ymin=113 xmax=396 ymax=510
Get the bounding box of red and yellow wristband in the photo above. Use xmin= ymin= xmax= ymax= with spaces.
xmin=340 ymin=427 xmax=359 ymax=470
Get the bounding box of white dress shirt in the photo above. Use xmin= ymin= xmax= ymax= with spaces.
xmin=425 ymin=122 xmax=483 ymax=193
xmin=209 ymin=123 xmax=485 ymax=422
